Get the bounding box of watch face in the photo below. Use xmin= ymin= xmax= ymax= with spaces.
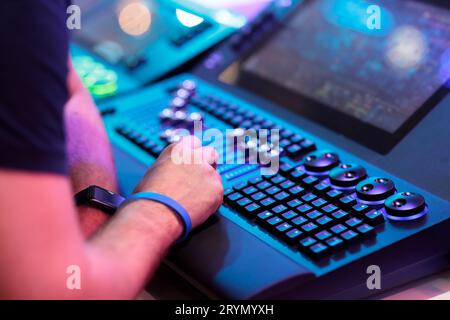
xmin=93 ymin=186 xmax=125 ymax=206
xmin=75 ymin=186 xmax=125 ymax=214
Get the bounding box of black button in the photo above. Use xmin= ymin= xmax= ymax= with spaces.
xmin=282 ymin=210 xmax=299 ymax=219
xmin=150 ymin=145 xmax=165 ymax=156
xmin=263 ymin=216 xmax=283 ymax=229
xmin=316 ymin=215 xmax=333 ymax=227
xmin=243 ymin=186 xmax=258 ymax=195
xmin=280 ymin=129 xmax=295 ymax=139
xmin=340 ymin=229 xmax=360 ymax=244
xmin=274 ymin=191 xmax=290 ymax=201
xmin=302 ymin=175 xmax=319 ymax=186
xmin=248 ymin=176 xmax=264 ymax=185
xmin=339 ymin=195 xmax=357 ymax=208
xmin=325 ymin=236 xmax=345 ymax=252
xmin=251 ymin=192 xmax=266 ymax=201
xmin=256 ymin=211 xmax=274 ymax=224
xmin=260 ymin=197 xmax=276 ymax=209
xmin=356 ymin=223 xmax=376 ymax=238
xmin=331 ymin=209 xmax=350 ymax=221
xmin=266 ymin=186 xmax=281 ymax=195
xmin=242 ymin=202 xmax=263 ymax=217
xmin=326 ymin=189 xmax=343 ymax=200
xmin=272 ymin=204 xmax=288 ymax=214
xmin=301 ymin=221 xmax=319 ymax=233
xmin=351 ymin=203 xmax=371 ymax=216
xmin=300 ymin=139 xmax=316 ymax=154
xmin=289 ymin=185 xmax=305 ymax=196
xmin=256 ymin=181 xmax=272 ymax=190
xmin=356 ymin=177 xmax=396 ymax=202
xmin=292 ymin=216 xmax=308 ymax=226
xmin=306 ymin=242 xmax=330 ymax=260
xmin=384 ymin=192 xmax=427 ymax=220
xmin=225 ymin=192 xmax=243 ymax=203
xmin=230 ymin=116 xmax=245 ymax=127
xmin=314 ymin=181 xmax=331 ymax=194
xmin=290 ymin=134 xmax=304 ymax=144
xmin=315 ymin=230 xmax=332 ymax=241
xmin=233 ymin=181 xmax=248 ymax=191
xmin=275 ymin=222 xmax=293 ymax=234
xmin=279 ymin=162 xmax=294 ymax=175
xmin=330 ymin=224 xmax=348 ymax=234
xmin=271 ymin=175 xmax=286 ymax=184
xmin=289 ymin=168 xmax=307 ymax=181
xmin=279 ymin=139 xmax=292 ymax=149
xmin=364 ymin=210 xmax=385 ymax=226
xmin=303 ymin=150 xmax=340 ymax=173
xmin=329 ymin=164 xmax=367 ymax=188
xmin=286 ymin=144 xmax=303 ymax=158
xmin=345 ymin=217 xmax=363 ymax=228
xmin=280 ymin=180 xmax=295 ymax=190
xmin=306 ymin=210 xmax=322 ymax=220
xmin=283 ymin=228 xmax=305 ymax=245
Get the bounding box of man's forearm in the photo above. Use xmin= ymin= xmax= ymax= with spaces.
xmin=0 ymin=172 xmax=182 ymax=299
xmin=65 ymin=63 xmax=118 ymax=236
xmin=65 ymin=92 xmax=117 ymax=193
xmin=84 ymin=201 xmax=183 ymax=299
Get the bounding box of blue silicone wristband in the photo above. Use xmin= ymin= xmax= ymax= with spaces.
xmin=120 ymin=192 xmax=192 ymax=243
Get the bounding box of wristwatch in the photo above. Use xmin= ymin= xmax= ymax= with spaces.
xmin=75 ymin=185 xmax=125 ymax=215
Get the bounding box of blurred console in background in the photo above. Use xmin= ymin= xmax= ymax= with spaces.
xmin=70 ymin=0 xmax=249 ymax=99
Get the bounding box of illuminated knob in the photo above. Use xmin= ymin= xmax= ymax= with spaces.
xmin=167 ymin=129 xmax=190 ymax=143
xmin=187 ymin=112 xmax=203 ymax=122
xmin=173 ymin=110 xmax=188 ymax=123
xmin=159 ymin=108 xmax=174 ymax=122
xmin=329 ymin=164 xmax=367 ymax=188
xmin=384 ymin=192 xmax=427 ymax=221
xmin=356 ymin=177 xmax=396 ymax=202
xmin=170 ymin=97 xmax=188 ymax=110
xmin=303 ymin=150 xmax=340 ymax=173
xmin=175 ymin=88 xmax=192 ymax=100
xmin=160 ymin=129 xmax=174 ymax=142
xmin=181 ymin=79 xmax=197 ymax=93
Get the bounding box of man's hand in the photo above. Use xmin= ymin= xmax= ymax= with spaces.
xmin=132 ymin=136 xmax=224 ymax=230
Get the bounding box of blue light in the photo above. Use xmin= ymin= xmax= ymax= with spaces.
xmin=176 ymin=8 xmax=204 ymax=28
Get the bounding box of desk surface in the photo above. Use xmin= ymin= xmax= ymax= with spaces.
xmin=141 ymin=266 xmax=450 ymax=300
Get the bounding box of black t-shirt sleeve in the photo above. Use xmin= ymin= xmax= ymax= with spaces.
xmin=0 ymin=0 xmax=70 ymax=174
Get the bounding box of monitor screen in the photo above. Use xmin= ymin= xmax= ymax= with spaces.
xmin=220 ymin=0 xmax=450 ymax=151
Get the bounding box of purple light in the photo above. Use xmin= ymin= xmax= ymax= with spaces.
xmin=439 ymin=48 xmax=450 ymax=88
xmin=383 ymin=206 xmax=429 ymax=221
xmin=357 ymin=199 xmax=385 ymax=206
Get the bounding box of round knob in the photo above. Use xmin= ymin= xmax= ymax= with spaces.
xmin=170 ymin=97 xmax=188 ymax=110
xmin=175 ymin=88 xmax=192 ymax=100
xmin=329 ymin=164 xmax=367 ymax=188
xmin=384 ymin=192 xmax=427 ymax=221
xmin=159 ymin=108 xmax=174 ymax=122
xmin=181 ymin=79 xmax=196 ymax=92
xmin=173 ymin=110 xmax=188 ymax=123
xmin=356 ymin=177 xmax=396 ymax=202
xmin=160 ymin=129 xmax=175 ymax=142
xmin=303 ymin=150 xmax=340 ymax=173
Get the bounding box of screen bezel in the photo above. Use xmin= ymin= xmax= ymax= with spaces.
xmin=218 ymin=0 xmax=450 ymax=154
